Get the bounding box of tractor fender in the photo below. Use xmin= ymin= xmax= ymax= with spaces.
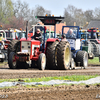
xmin=45 ymin=38 xmax=59 ymax=53
xmin=46 ymin=38 xmax=59 ymax=42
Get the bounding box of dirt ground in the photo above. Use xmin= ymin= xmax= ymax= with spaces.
xmin=0 ymin=64 xmax=100 ymax=100
xmin=0 ymin=85 xmax=100 ymax=100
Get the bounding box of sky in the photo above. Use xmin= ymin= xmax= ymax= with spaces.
xmin=13 ymin=0 xmax=100 ymax=16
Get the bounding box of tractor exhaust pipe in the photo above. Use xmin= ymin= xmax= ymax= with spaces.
xmin=26 ymin=21 xmax=28 ymax=40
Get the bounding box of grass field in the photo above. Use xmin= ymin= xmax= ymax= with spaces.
xmin=0 ymin=75 xmax=98 ymax=83
xmin=88 ymin=57 xmax=100 ymax=65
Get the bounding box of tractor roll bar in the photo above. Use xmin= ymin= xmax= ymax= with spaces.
xmin=36 ymin=16 xmax=64 ymax=25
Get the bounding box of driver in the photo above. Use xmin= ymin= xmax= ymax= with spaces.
xmin=69 ymin=29 xmax=76 ymax=38
xmin=31 ymin=28 xmax=43 ymax=43
xmin=66 ymin=29 xmax=76 ymax=38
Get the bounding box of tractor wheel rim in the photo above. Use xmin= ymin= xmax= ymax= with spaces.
xmin=84 ymin=54 xmax=88 ymax=67
xmin=71 ymin=59 xmax=75 ymax=69
xmin=65 ymin=46 xmax=70 ymax=68
xmin=41 ymin=56 xmax=46 ymax=70
xmin=12 ymin=55 xmax=16 ymax=67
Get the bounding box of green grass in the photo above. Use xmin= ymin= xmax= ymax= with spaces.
xmin=88 ymin=57 xmax=100 ymax=65
xmin=0 ymin=75 xmax=98 ymax=83
xmin=0 ymin=75 xmax=99 ymax=89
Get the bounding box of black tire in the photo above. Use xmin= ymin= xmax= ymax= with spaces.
xmin=8 ymin=52 xmax=17 ymax=69
xmin=38 ymin=53 xmax=46 ymax=70
xmin=8 ymin=40 xmax=20 ymax=64
xmin=75 ymin=51 xmax=88 ymax=68
xmin=91 ymin=42 xmax=99 ymax=57
xmin=57 ymin=41 xmax=71 ymax=70
xmin=46 ymin=41 xmax=59 ymax=69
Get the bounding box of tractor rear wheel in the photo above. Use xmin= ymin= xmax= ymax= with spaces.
xmin=57 ymin=41 xmax=71 ymax=70
xmin=75 ymin=51 xmax=88 ymax=68
xmin=91 ymin=42 xmax=99 ymax=57
xmin=38 ymin=53 xmax=46 ymax=70
xmin=8 ymin=40 xmax=20 ymax=65
xmin=46 ymin=41 xmax=59 ymax=69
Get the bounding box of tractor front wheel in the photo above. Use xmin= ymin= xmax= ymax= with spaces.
xmin=75 ymin=51 xmax=88 ymax=68
xmin=38 ymin=53 xmax=46 ymax=70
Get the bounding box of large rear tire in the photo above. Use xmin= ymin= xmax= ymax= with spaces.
xmin=75 ymin=51 xmax=88 ymax=68
xmin=46 ymin=41 xmax=59 ymax=69
xmin=8 ymin=52 xmax=17 ymax=69
xmin=8 ymin=40 xmax=20 ymax=65
xmin=91 ymin=42 xmax=99 ymax=57
xmin=57 ymin=41 xmax=71 ymax=70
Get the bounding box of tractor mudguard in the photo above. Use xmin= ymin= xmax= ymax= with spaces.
xmin=46 ymin=38 xmax=59 ymax=42
xmin=45 ymin=39 xmax=59 ymax=53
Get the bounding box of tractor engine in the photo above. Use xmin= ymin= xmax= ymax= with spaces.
xmin=16 ymin=40 xmax=40 ymax=62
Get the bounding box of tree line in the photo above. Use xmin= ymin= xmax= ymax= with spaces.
xmin=0 ymin=0 xmax=50 ymax=29
xmin=1 ymin=0 xmax=100 ymax=29
xmin=64 ymin=5 xmax=100 ymax=26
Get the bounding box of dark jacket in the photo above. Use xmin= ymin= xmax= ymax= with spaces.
xmin=31 ymin=32 xmax=42 ymax=43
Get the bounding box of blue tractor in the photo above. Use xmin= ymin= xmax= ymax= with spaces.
xmin=62 ymin=26 xmax=88 ymax=69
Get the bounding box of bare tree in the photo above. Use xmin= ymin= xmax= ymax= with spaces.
xmin=0 ymin=0 xmax=13 ymax=24
xmin=84 ymin=10 xmax=94 ymax=22
xmin=94 ymin=7 xmax=100 ymax=19
xmin=64 ymin=8 xmax=75 ymax=26
xmin=30 ymin=5 xmax=51 ymax=25
xmin=64 ymin=5 xmax=93 ymax=27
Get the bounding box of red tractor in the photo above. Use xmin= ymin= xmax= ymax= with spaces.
xmin=8 ymin=15 xmax=71 ymax=70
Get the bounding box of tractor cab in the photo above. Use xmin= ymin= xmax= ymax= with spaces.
xmin=79 ymin=29 xmax=88 ymax=40
xmin=62 ymin=26 xmax=80 ymax=51
xmin=5 ymin=29 xmax=26 ymax=40
xmin=31 ymin=15 xmax=64 ymax=50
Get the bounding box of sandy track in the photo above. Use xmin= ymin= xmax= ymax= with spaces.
xmin=0 ymin=65 xmax=100 ymax=100
xmin=0 ymin=64 xmax=100 ymax=79
xmin=0 ymin=85 xmax=100 ymax=100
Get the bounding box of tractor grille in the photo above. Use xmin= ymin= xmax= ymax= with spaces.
xmin=21 ymin=41 xmax=31 ymax=53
